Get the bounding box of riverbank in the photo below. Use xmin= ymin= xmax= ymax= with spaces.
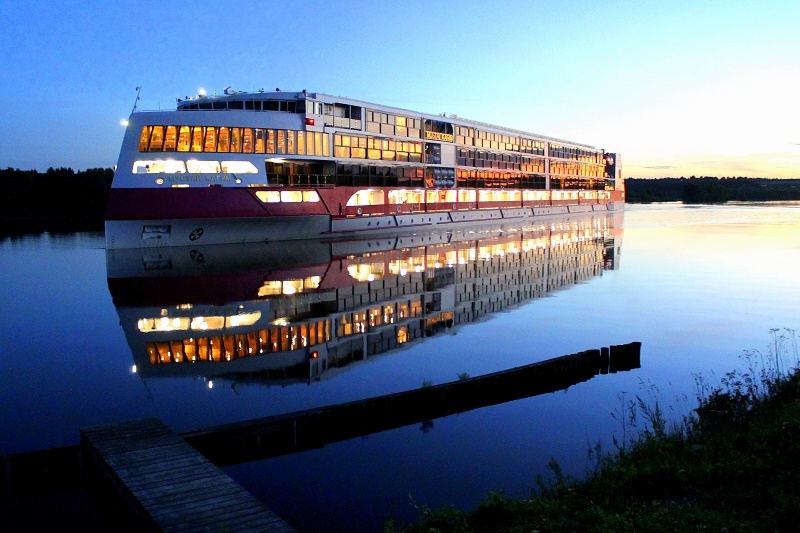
xmin=625 ymin=177 xmax=800 ymax=204
xmin=389 ymin=330 xmax=800 ymax=532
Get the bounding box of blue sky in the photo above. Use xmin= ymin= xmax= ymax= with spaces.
xmin=1 ymin=0 xmax=798 ymax=178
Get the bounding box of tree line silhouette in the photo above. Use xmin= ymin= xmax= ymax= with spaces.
xmin=626 ymin=176 xmax=800 ymax=204
xmin=0 ymin=167 xmax=113 ymax=221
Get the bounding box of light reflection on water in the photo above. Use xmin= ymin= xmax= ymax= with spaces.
xmin=1 ymin=203 xmax=799 ymax=532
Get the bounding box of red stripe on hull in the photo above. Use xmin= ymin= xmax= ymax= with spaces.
xmin=106 ymin=187 xmax=269 ymax=220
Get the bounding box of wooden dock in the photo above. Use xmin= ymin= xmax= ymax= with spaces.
xmin=80 ymin=418 xmax=295 ymax=532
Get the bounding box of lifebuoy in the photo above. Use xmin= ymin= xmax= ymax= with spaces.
xmin=357 ymin=207 xmax=363 ymax=215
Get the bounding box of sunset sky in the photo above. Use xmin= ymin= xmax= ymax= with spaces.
xmin=1 ymin=0 xmax=798 ymax=178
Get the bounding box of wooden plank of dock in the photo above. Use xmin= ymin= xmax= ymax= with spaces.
xmin=80 ymin=418 xmax=295 ymax=532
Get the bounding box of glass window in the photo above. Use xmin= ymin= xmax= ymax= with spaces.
xmin=221 ymin=161 xmax=258 ymax=173
xmin=191 ymin=127 xmax=204 ymax=152
xmin=255 ymin=190 xmax=281 ymax=203
xmin=163 ymin=126 xmax=177 ymax=152
xmin=132 ymin=160 xmax=187 ymax=174
xmin=177 ymin=126 xmax=191 ymax=152
xmin=242 ymin=128 xmax=253 ymax=153
xmin=187 ymin=160 xmax=221 ymax=173
xmin=296 ymin=131 xmax=305 ymax=155
xmin=267 ymin=129 xmax=275 ymax=153
xmin=306 ymin=132 xmax=315 ymax=156
xmin=277 ymin=130 xmax=286 ymax=154
xmin=138 ymin=126 xmax=151 ymax=151
xmin=148 ymin=126 xmax=164 ymax=151
xmin=314 ymin=132 xmax=323 ymax=155
xmin=280 ymin=190 xmax=303 ymax=202
xmin=287 ymin=130 xmax=295 ymax=154
xmin=346 ymin=189 xmax=384 ymax=206
xmin=203 ymin=127 xmax=217 ymax=152
xmin=255 ymin=129 xmax=265 ymax=153
xmin=217 ymin=127 xmax=230 ymax=152
xmin=230 ymin=128 xmax=241 ymax=153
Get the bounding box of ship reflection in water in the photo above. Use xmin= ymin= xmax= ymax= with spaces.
xmin=106 ymin=212 xmax=624 ymax=387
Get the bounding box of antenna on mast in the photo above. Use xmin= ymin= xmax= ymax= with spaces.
xmin=131 ymin=86 xmax=142 ymax=114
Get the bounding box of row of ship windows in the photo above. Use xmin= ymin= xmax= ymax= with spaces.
xmin=178 ymin=98 xmax=309 ymax=113
xmin=457 ymin=148 xmax=547 ymax=172
xmin=139 ymin=125 xmax=604 ymax=167
xmin=343 ymin=188 xmax=609 ymax=207
xmin=146 ymin=320 xmax=332 ymax=364
xmin=337 ymin=301 xmax=423 ymax=337
xmin=454 ymin=126 xmax=548 ymax=154
xmin=138 ymin=126 xmax=329 ymax=156
xmin=133 ymin=159 xmax=608 ymax=196
xmin=551 ymin=162 xmax=607 ymax=178
xmin=144 ymin=296 xmax=431 ymax=365
xmin=132 ymin=160 xmax=259 ymax=174
xmin=364 ymin=109 xmax=423 ymax=138
xmin=550 ymin=145 xmax=605 ymax=163
xmin=249 ymin=187 xmax=608 ymax=205
xmin=333 ymin=133 xmax=423 ymax=163
xmin=247 ymin=186 xmax=610 ymax=207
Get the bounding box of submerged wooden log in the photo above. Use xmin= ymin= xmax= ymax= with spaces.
xmin=184 ymin=342 xmax=643 ymax=466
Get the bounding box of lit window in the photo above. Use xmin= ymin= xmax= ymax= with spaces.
xmin=282 ymin=280 xmax=304 ymax=294
xmin=302 ymin=191 xmax=320 ymax=202
xmin=148 ymin=126 xmax=164 ymax=151
xmin=138 ymin=126 xmax=151 ymax=151
xmin=225 ymin=312 xmax=261 ymax=328
xmin=191 ymin=316 xmax=225 ymax=330
xmin=280 ymin=190 xmax=303 ymax=203
xmin=220 ymin=161 xmax=258 ymax=173
xmin=137 ymin=316 xmax=190 ymax=332
xmin=132 ymin=160 xmax=187 ymax=174
xmin=346 ymin=189 xmax=384 ymax=206
xmin=177 ymin=126 xmax=191 ymax=152
xmin=258 ymin=281 xmax=283 ymax=296
xmin=186 ymin=160 xmax=221 ymax=173
xmin=255 ymin=190 xmax=281 ymax=203
xmin=163 ymin=126 xmax=177 ymax=151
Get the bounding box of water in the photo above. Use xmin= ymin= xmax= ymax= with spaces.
xmin=1 ymin=203 xmax=799 ymax=532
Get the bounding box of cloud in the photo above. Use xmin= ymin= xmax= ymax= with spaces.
xmin=643 ymin=165 xmax=677 ymax=169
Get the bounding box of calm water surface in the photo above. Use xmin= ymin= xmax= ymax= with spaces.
xmin=1 ymin=203 xmax=799 ymax=532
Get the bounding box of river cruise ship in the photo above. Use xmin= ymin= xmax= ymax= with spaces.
xmin=106 ymin=88 xmax=624 ymax=248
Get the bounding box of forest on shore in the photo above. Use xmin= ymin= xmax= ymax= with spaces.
xmin=625 ymin=176 xmax=800 ymax=204
xmin=0 ymin=167 xmax=113 ymax=221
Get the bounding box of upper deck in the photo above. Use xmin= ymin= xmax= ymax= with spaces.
xmin=173 ymin=88 xmax=598 ymax=151
xmin=116 ymin=88 xmax=620 ymax=194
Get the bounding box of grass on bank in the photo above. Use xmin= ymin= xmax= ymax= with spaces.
xmin=387 ymin=329 xmax=800 ymax=532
